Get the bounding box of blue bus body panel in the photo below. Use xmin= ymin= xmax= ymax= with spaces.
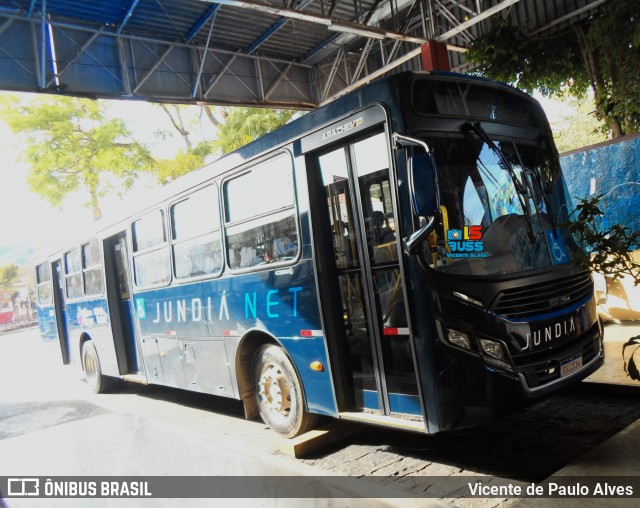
xmin=133 ymin=259 xmax=337 ymax=416
xmin=64 ymin=296 xmax=119 ymax=374
xmin=37 ymin=305 xmax=58 ymax=342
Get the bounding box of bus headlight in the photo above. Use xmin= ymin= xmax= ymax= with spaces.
xmin=445 ymin=328 xmax=472 ymax=350
xmin=479 ymin=338 xmax=505 ymax=361
xmin=479 ymin=338 xmax=512 ymax=370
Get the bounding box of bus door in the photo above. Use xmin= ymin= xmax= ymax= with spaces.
xmin=103 ymin=232 xmax=142 ymax=375
xmin=307 ymin=127 xmax=423 ymax=421
xmin=51 ymin=259 xmax=70 ymax=364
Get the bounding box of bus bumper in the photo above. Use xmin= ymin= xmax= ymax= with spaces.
xmin=433 ymin=323 xmax=603 ymax=431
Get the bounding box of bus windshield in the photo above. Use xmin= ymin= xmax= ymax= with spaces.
xmin=423 ymin=134 xmax=579 ymax=276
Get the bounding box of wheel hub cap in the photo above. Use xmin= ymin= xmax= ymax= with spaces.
xmin=258 ymin=364 xmax=291 ymax=415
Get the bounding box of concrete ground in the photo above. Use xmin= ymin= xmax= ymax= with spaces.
xmin=0 ymin=328 xmax=432 ymax=508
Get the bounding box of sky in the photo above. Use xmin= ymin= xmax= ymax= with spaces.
xmin=0 ymin=95 xmax=217 ymax=263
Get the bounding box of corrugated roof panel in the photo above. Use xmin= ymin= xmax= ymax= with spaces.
xmin=0 ymin=0 xmax=610 ymax=107
xmin=257 ymin=19 xmax=332 ymax=59
xmin=118 ymin=0 xmax=213 ymax=41
xmin=209 ymin=8 xmax=283 ymax=50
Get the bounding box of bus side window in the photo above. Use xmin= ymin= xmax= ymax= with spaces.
xmin=223 ymin=154 xmax=299 ymax=270
xmin=82 ymin=239 xmax=104 ymax=296
xmin=36 ymin=262 xmax=53 ymax=305
xmin=132 ymin=210 xmax=171 ymax=287
xmin=64 ymin=248 xmax=83 ymax=300
xmin=171 ymin=185 xmax=223 ymax=279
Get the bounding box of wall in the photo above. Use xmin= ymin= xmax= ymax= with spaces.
xmin=560 ymin=134 xmax=640 ymax=321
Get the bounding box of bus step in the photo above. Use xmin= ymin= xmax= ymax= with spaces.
xmin=338 ymin=411 xmax=425 ymax=432
xmin=122 ymin=374 xmax=148 ymax=384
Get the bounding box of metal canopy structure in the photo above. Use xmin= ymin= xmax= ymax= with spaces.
xmin=0 ymin=0 xmax=606 ymax=108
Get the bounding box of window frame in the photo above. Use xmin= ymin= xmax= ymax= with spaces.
xmin=131 ymin=209 xmax=172 ymax=289
xmin=35 ymin=262 xmax=53 ymax=305
xmin=169 ymin=183 xmax=225 ymax=283
xmin=81 ymin=239 xmax=105 ymax=298
xmin=222 ymin=150 xmax=301 ymax=274
xmin=63 ymin=247 xmax=84 ymax=301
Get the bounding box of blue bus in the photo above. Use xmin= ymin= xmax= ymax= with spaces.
xmin=35 ymin=71 xmax=603 ymax=437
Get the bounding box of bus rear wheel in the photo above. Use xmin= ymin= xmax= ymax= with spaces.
xmin=82 ymin=341 xmax=112 ymax=394
xmin=253 ymin=344 xmax=317 ymax=438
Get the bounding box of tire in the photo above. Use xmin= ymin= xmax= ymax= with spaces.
xmin=82 ymin=341 xmax=113 ymax=394
xmin=253 ymin=344 xmax=318 ymax=438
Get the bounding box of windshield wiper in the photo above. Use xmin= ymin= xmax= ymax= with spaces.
xmin=526 ymin=165 xmax=558 ymax=235
xmin=462 ymin=121 xmax=536 ymax=242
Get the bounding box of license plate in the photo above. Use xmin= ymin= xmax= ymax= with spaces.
xmin=560 ymin=355 xmax=583 ymax=377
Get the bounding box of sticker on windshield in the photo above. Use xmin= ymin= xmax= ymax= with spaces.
xmin=135 ymin=298 xmax=146 ymax=320
xmin=546 ymin=230 xmax=569 ymax=264
xmin=446 ymin=226 xmax=487 ymax=259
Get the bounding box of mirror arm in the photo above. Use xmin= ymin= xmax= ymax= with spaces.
xmin=404 ymin=215 xmax=438 ymax=255
xmin=394 ymin=131 xmax=441 ymax=256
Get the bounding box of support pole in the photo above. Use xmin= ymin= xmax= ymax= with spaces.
xmin=420 ymin=40 xmax=449 ymax=71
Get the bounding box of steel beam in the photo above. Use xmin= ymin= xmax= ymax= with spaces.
xmin=434 ymin=0 xmax=474 ymax=43
xmin=186 ymin=4 xmax=221 ymax=43
xmin=117 ymin=0 xmax=141 ymax=34
xmin=350 ymin=38 xmax=374 ymax=85
xmin=132 ymin=45 xmax=174 ymax=94
xmin=320 ymin=45 xmax=421 ymax=104
xmin=434 ymin=0 xmax=520 ymax=42
xmin=246 ymin=0 xmax=315 ymax=54
xmin=39 ymin=0 xmax=46 ymax=89
xmin=47 ymin=30 xmax=102 ymax=87
xmin=200 ymin=0 xmax=429 ymax=44
xmin=53 ymin=26 xmax=124 ymax=85
xmin=192 ymin=11 xmax=218 ymax=97
xmin=529 ymin=0 xmax=607 ymax=36
xmin=0 ymin=17 xmax=14 ymax=37
xmin=203 ymin=54 xmax=237 ymax=96
xmin=264 ymin=62 xmax=292 ymax=100
xmin=320 ymin=48 xmax=343 ymax=101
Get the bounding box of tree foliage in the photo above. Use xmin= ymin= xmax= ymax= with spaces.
xmin=153 ymin=105 xmax=294 ymax=182
xmin=569 ymin=195 xmax=640 ymax=285
xmin=212 ymin=107 xmax=295 ymax=155
xmin=548 ymin=95 xmax=607 ymax=153
xmin=153 ymin=143 xmax=212 ymax=184
xmin=586 ymin=0 xmax=640 ymax=136
xmin=467 ymin=17 xmax=588 ymax=97
xmin=0 ymin=95 xmax=153 ymax=219
xmin=467 ymin=0 xmax=640 ymax=137
xmin=0 ymin=264 xmax=19 ymax=292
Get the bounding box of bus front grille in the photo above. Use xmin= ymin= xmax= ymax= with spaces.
xmin=493 ymin=270 xmax=593 ymax=319
xmin=515 ymin=325 xmax=600 ymax=390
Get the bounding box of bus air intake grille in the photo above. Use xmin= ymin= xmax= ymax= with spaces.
xmin=516 ymin=326 xmax=600 ymax=389
xmin=493 ymin=271 xmax=592 ymax=319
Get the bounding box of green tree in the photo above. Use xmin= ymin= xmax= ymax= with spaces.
xmin=0 ymin=95 xmax=153 ymax=220
xmin=152 ymin=104 xmax=219 ymax=183
xmin=467 ymin=0 xmax=640 ymax=138
xmin=212 ymin=107 xmax=295 ymax=155
xmin=548 ymin=95 xmax=608 ymax=153
xmin=0 ymin=264 xmax=19 ymax=291
xmin=569 ymin=196 xmax=640 ymax=285
xmin=153 ymin=105 xmax=295 ymax=181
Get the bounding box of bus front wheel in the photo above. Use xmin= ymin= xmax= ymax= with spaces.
xmin=82 ymin=341 xmax=112 ymax=394
xmin=253 ymin=344 xmax=317 ymax=438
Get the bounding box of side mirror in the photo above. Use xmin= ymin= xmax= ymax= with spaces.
xmin=409 ymin=153 xmax=438 ymax=217
xmin=393 ymin=132 xmax=441 ymax=255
